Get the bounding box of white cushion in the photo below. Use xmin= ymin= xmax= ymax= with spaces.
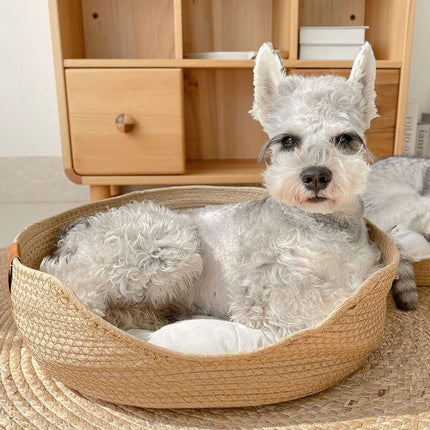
xmin=127 ymin=316 xmax=274 ymax=355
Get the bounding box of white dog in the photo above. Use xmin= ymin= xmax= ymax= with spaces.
xmin=41 ymin=42 xmax=381 ymax=340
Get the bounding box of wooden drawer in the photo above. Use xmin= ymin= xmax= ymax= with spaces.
xmin=65 ymin=69 xmax=185 ymax=175
xmin=288 ymin=69 xmax=400 ymax=159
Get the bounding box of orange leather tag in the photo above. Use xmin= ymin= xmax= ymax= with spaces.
xmin=7 ymin=242 xmax=21 ymax=291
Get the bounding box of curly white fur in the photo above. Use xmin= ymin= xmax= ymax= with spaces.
xmin=41 ymin=201 xmax=203 ymax=318
xmin=41 ymin=43 xmax=381 ymax=340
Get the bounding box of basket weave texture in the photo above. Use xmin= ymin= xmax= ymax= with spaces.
xmin=414 ymin=259 xmax=430 ymax=286
xmin=9 ymin=186 xmax=399 ymax=409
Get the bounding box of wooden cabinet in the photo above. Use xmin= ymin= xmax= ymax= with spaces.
xmin=49 ymin=0 xmax=416 ymax=200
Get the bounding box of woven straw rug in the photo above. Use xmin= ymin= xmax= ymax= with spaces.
xmin=1 ymin=248 xmax=430 ymax=429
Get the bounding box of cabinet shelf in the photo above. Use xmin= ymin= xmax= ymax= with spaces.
xmin=63 ymin=59 xmax=402 ymax=69
xmin=76 ymin=160 xmax=265 ymax=186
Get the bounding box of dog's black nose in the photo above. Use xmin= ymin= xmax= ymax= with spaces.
xmin=301 ymin=166 xmax=332 ymax=192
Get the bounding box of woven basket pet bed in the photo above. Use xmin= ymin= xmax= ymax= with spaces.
xmin=7 ymin=186 xmax=399 ymax=409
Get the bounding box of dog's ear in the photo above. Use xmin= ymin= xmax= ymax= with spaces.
xmin=348 ymin=42 xmax=378 ymax=127
xmin=250 ymin=42 xmax=286 ymax=124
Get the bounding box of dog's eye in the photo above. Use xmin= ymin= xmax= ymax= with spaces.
xmin=258 ymin=133 xmax=300 ymax=162
xmin=280 ymin=135 xmax=299 ymax=150
xmin=334 ymin=133 xmax=363 ymax=152
xmin=335 ymin=134 xmax=352 ymax=146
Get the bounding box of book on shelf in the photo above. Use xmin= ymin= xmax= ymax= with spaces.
xmin=416 ymin=113 xmax=430 ymax=157
xmin=299 ymin=44 xmax=363 ymax=60
xmin=299 ymin=26 xmax=367 ymax=60
xmin=402 ymin=103 xmax=419 ymax=156
xmin=299 ymin=26 xmax=368 ymax=44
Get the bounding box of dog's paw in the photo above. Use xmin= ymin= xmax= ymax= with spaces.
xmin=392 ymin=285 xmax=418 ymax=311
xmin=392 ymin=259 xmax=418 ymax=311
xmin=391 ymin=223 xmax=430 ymax=261
xmin=410 ymin=211 xmax=430 ymax=235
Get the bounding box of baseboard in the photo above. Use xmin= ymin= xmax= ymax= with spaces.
xmin=0 ymin=156 xmax=89 ymax=203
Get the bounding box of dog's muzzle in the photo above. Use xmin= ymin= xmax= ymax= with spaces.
xmin=301 ymin=166 xmax=332 ymax=193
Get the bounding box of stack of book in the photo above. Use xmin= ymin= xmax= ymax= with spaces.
xmin=299 ymin=26 xmax=368 ymax=60
xmin=403 ymin=104 xmax=430 ymax=158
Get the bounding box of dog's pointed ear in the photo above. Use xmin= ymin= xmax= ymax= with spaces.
xmin=250 ymin=42 xmax=286 ymax=124
xmin=348 ymin=42 xmax=378 ymax=127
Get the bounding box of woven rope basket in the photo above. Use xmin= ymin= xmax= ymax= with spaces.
xmin=8 ymin=186 xmax=399 ymax=409
xmin=414 ymin=259 xmax=430 ymax=286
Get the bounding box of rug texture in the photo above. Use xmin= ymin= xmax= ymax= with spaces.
xmin=1 ymin=247 xmax=430 ymax=429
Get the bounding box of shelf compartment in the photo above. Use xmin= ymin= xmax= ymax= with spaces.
xmin=54 ymin=0 xmax=178 ymax=59
xmin=298 ymin=0 xmax=414 ymax=62
xmin=366 ymin=0 xmax=414 ymax=61
xmin=184 ymin=69 xmax=267 ymax=161
xmin=182 ymin=0 xmax=293 ymax=58
xmin=299 ymin=0 xmax=366 ymax=27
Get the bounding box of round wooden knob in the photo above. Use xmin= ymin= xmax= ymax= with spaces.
xmin=115 ymin=114 xmax=135 ymax=133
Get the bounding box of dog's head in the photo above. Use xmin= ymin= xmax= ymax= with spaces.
xmin=251 ymin=42 xmax=377 ymax=215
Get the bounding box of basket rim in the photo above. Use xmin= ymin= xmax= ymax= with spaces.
xmin=10 ymin=185 xmax=400 ymax=361
xmin=12 ymin=185 xmax=268 ymax=244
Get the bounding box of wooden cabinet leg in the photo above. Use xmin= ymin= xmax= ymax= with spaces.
xmin=110 ymin=185 xmax=121 ymax=197
xmin=90 ymin=185 xmax=111 ymax=201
